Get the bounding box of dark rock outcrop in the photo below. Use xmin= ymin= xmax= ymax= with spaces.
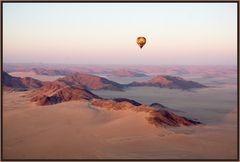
xmin=2 ymin=71 xmax=43 ymax=91
xmin=91 ymin=98 xmax=201 ymax=127
xmin=150 ymin=103 xmax=183 ymax=113
xmin=113 ymin=98 xmax=142 ymax=106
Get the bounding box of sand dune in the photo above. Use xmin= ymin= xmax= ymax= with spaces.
xmin=3 ymin=91 xmax=237 ymax=159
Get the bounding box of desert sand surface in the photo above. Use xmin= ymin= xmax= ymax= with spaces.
xmin=3 ymin=91 xmax=237 ymax=160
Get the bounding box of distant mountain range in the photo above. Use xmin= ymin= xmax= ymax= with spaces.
xmin=4 ymin=63 xmax=236 ymax=78
xmin=128 ymin=75 xmax=207 ymax=89
xmin=108 ymin=69 xmax=147 ymax=77
xmin=4 ymin=66 xmax=148 ymax=77
xmin=31 ymin=68 xmax=73 ymax=76
xmin=3 ymin=71 xmax=207 ymax=91
xmin=57 ymin=72 xmax=124 ymax=91
xmin=56 ymin=73 xmax=207 ymax=90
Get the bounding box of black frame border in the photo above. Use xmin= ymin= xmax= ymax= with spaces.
xmin=0 ymin=1 xmax=239 ymax=161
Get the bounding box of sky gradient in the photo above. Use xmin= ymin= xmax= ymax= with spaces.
xmin=3 ymin=3 xmax=237 ymax=65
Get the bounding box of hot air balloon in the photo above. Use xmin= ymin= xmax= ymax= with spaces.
xmin=136 ymin=37 xmax=146 ymax=49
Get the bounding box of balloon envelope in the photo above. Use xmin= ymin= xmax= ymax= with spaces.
xmin=136 ymin=37 xmax=146 ymax=49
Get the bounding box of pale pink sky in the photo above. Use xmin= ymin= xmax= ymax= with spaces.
xmin=3 ymin=3 xmax=237 ymax=65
